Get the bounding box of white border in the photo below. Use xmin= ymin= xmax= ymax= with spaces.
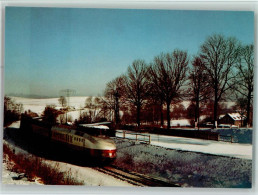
xmin=0 ymin=0 xmax=257 ymax=195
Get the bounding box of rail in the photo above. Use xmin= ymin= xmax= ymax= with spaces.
xmin=94 ymin=165 xmax=179 ymax=187
xmin=121 ymin=131 xmax=151 ymax=144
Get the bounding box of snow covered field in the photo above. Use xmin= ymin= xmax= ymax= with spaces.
xmin=11 ymin=96 xmax=88 ymax=116
xmin=10 ymin=97 xmax=191 ymax=126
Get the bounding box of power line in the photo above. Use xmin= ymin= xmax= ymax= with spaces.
xmin=59 ymin=89 xmax=76 ymax=109
xmin=59 ymin=89 xmax=76 ymax=124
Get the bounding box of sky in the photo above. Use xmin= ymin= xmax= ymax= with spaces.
xmin=4 ymin=7 xmax=254 ymax=97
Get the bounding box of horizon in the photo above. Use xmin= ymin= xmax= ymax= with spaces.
xmin=4 ymin=7 xmax=254 ymax=97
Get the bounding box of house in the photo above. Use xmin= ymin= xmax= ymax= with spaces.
xmin=24 ymin=110 xmax=39 ymax=118
xmin=219 ymin=113 xmax=246 ymax=127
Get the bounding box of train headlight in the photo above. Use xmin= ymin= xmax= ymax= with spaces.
xmin=102 ymin=150 xmax=116 ymax=158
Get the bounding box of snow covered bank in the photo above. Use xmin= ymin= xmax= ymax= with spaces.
xmin=2 ymin=161 xmax=42 ymax=185
xmin=113 ymin=138 xmax=252 ymax=188
xmin=2 ymin=143 xmax=133 ymax=186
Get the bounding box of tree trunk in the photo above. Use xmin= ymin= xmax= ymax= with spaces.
xmin=246 ymin=89 xmax=252 ymax=127
xmin=115 ymin=95 xmax=120 ymax=125
xmin=195 ymin=98 xmax=200 ymax=128
xmin=214 ymin=92 xmax=218 ymax=128
xmin=136 ymin=104 xmax=141 ymax=127
xmin=166 ymin=100 xmax=171 ymax=129
xmin=160 ymin=102 xmax=164 ymax=127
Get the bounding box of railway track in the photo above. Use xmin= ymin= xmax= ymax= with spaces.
xmin=94 ymin=165 xmax=180 ymax=187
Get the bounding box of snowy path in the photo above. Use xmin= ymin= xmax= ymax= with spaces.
xmin=116 ymin=131 xmax=252 ymax=160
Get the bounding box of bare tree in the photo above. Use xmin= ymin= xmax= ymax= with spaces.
xmin=146 ymin=75 xmax=165 ymax=127
xmin=200 ymin=34 xmax=241 ymax=128
xmin=149 ymin=50 xmax=189 ymax=129
xmin=42 ymin=105 xmax=58 ymax=124
xmin=4 ymin=96 xmax=24 ymax=126
xmin=103 ymin=76 xmax=125 ymax=125
xmin=85 ymin=96 xmax=102 ymax=122
xmin=233 ymin=44 xmax=254 ymax=127
xmin=58 ymin=96 xmax=67 ymax=107
xmin=188 ymin=56 xmax=210 ymax=127
xmin=124 ymin=60 xmax=149 ymax=127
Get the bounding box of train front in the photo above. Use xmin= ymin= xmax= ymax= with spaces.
xmin=90 ymin=136 xmax=117 ymax=161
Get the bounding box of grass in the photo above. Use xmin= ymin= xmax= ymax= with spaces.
xmin=3 ymin=143 xmax=84 ymax=185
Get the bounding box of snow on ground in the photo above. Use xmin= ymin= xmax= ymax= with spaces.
xmin=11 ymin=96 xmax=89 ymax=116
xmin=116 ymin=130 xmax=252 ymax=160
xmin=45 ymin=160 xmax=133 ymax=187
xmin=2 ymin=150 xmax=132 ymax=186
xmin=113 ymin=138 xmax=252 ymax=188
xmin=168 ymin=119 xmax=190 ymax=126
xmin=11 ymin=97 xmax=192 ymax=126
xmin=11 ymin=97 xmax=59 ymax=115
xmin=2 ymin=161 xmax=42 ymax=185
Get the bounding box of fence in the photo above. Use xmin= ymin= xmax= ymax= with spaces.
xmin=152 ymin=128 xmax=219 ymax=141
xmin=121 ymin=131 xmax=151 ymax=144
xmin=219 ymin=135 xmax=234 ymax=143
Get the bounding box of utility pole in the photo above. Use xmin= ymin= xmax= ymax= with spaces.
xmin=59 ymin=89 xmax=76 ymax=124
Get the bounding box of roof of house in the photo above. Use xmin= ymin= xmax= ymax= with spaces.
xmin=226 ymin=113 xmax=246 ymax=121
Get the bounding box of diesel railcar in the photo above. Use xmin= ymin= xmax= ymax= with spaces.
xmin=20 ymin=115 xmax=116 ymax=161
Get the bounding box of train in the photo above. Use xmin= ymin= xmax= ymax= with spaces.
xmin=20 ymin=114 xmax=117 ymax=162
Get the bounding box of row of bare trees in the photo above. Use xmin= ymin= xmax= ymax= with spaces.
xmin=63 ymin=34 xmax=249 ymax=128
xmin=100 ymin=34 xmax=254 ymax=129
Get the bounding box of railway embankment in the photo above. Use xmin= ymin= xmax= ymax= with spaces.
xmin=3 ymin=142 xmax=84 ymax=185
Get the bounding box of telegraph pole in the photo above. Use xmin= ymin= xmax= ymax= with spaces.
xmin=59 ymin=89 xmax=76 ymax=124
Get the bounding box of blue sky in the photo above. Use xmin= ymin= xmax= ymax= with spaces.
xmin=5 ymin=7 xmax=254 ymax=97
